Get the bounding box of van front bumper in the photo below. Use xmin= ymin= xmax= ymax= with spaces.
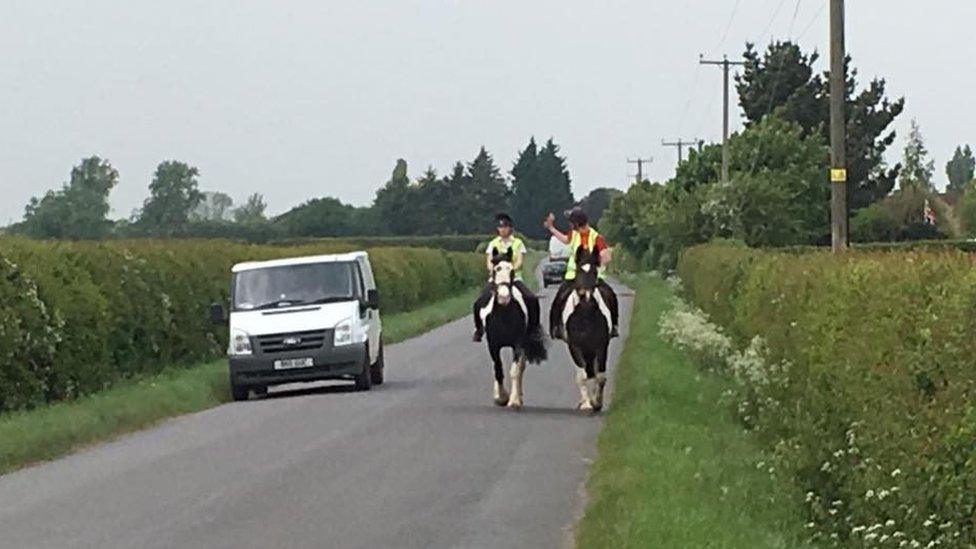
xmin=229 ymin=343 xmax=367 ymax=387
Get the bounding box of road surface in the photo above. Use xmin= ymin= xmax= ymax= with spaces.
xmin=0 ymin=278 xmax=632 ymax=549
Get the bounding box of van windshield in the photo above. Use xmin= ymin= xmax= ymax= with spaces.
xmin=233 ymin=261 xmax=361 ymax=311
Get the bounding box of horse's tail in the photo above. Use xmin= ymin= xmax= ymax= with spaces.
xmin=524 ymin=322 xmax=548 ymax=364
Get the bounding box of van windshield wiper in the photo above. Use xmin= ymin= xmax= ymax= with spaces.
xmin=307 ymin=296 xmax=355 ymax=304
xmin=252 ymin=299 xmax=306 ymax=310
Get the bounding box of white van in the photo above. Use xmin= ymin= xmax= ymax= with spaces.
xmin=211 ymin=252 xmax=384 ymax=400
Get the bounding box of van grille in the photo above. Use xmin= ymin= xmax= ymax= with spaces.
xmin=256 ymin=329 xmax=329 ymax=354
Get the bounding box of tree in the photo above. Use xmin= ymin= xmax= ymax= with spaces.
xmin=510 ymin=138 xmax=575 ymax=238
xmin=898 ymin=119 xmax=935 ymax=191
xmin=374 ymin=159 xmax=420 ymax=235
xmin=413 ymin=166 xmax=450 ymax=234
xmin=440 ymin=162 xmax=469 ymax=234
xmin=702 ymin=117 xmax=830 ymax=247
xmin=136 ymin=161 xmax=204 ymax=235
xmin=466 ymin=147 xmax=510 ymax=230
xmin=956 ymin=182 xmax=976 ymax=236
xmin=736 ymin=41 xmax=904 ymax=210
xmin=850 ymin=203 xmax=899 ymax=243
xmin=191 ymin=192 xmax=234 ymax=222
xmin=946 ymin=145 xmax=975 ymax=193
xmin=602 ymin=117 xmax=829 ymax=267
xmin=17 ymin=156 xmax=119 ymax=239
xmin=578 ymin=187 xmax=624 ymax=230
xmin=275 ymin=196 xmax=374 ymax=237
xmin=738 ymin=41 xmax=825 ymax=133
xmin=233 ymin=193 xmax=268 ymax=224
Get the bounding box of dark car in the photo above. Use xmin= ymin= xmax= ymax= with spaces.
xmin=542 ymin=258 xmax=567 ymax=288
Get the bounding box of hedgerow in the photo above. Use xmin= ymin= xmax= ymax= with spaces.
xmin=676 ymin=242 xmax=976 ymax=546
xmin=0 ymin=237 xmax=481 ymax=412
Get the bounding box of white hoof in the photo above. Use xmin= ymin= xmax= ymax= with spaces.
xmin=507 ymin=396 xmax=523 ymax=410
xmin=579 ymin=399 xmax=594 ymax=412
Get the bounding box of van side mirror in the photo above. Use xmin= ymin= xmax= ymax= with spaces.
xmin=209 ymin=303 xmax=226 ymax=324
xmin=366 ymin=289 xmax=380 ymax=310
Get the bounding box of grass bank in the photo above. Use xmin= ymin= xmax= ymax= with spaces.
xmin=576 ymin=274 xmax=811 ymax=548
xmin=0 ymin=284 xmax=493 ymax=476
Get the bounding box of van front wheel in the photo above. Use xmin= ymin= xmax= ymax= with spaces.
xmin=230 ymin=379 xmax=249 ymax=401
xmin=354 ymin=347 xmax=372 ymax=392
xmin=370 ymin=343 xmax=385 ymax=385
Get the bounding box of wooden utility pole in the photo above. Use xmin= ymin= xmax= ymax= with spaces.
xmin=700 ymin=55 xmax=745 ymax=184
xmin=662 ymin=138 xmax=700 ymax=165
xmin=829 ymin=0 xmax=848 ymax=252
xmin=627 ymin=157 xmax=652 ymax=184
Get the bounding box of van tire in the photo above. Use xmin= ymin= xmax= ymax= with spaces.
xmin=354 ymin=347 xmax=372 ymax=392
xmin=370 ymin=343 xmax=385 ymax=385
xmin=230 ymin=379 xmax=249 ymax=401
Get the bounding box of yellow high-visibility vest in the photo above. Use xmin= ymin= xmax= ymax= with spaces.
xmin=565 ymin=229 xmax=606 ymax=280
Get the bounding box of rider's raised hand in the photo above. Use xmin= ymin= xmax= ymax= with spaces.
xmin=543 ymin=212 xmax=555 ymax=229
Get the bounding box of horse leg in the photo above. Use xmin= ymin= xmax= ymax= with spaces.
xmin=490 ymin=345 xmax=508 ymax=406
xmin=507 ymin=351 xmax=525 ymax=410
xmin=569 ymin=345 xmax=593 ymax=411
xmin=592 ymin=345 xmax=609 ymax=412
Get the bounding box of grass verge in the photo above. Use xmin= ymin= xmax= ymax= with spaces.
xmin=0 ymin=284 xmax=492 ymax=476
xmin=576 ymin=274 xmax=811 ymax=548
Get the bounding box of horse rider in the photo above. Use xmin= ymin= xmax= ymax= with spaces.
xmin=472 ymin=213 xmax=541 ymax=342
xmin=544 ymin=207 xmax=619 ymax=340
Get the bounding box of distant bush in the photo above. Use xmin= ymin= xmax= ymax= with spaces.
xmin=0 ymin=237 xmax=481 ymax=412
xmin=677 ymin=242 xmax=976 ymax=546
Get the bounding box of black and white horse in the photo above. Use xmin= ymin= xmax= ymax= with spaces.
xmin=478 ymin=248 xmax=547 ymax=409
xmin=560 ymin=247 xmax=613 ymax=412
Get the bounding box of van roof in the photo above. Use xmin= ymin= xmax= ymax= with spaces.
xmin=232 ymin=251 xmax=368 ymax=273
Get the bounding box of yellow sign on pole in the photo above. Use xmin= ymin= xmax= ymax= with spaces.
xmin=830 ymin=168 xmax=847 ymax=182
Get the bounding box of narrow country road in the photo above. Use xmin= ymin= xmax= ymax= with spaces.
xmin=0 ymin=279 xmax=632 ymax=549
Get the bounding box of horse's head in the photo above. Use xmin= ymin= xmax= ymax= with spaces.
xmin=572 ymin=245 xmax=601 ymax=300
xmin=490 ymin=247 xmax=515 ymax=306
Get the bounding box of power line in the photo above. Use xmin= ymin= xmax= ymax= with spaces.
xmin=675 ymin=66 xmax=703 ymax=135
xmin=713 ymin=0 xmax=743 ymax=53
xmin=787 ymin=0 xmax=803 ymax=37
xmin=797 ymin=1 xmax=827 ymax=40
xmin=757 ymin=0 xmax=790 ymax=44
xmin=627 ymin=157 xmax=653 ymax=184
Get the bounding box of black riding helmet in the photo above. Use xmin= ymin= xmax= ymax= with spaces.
xmin=495 ymin=212 xmax=513 ymax=228
xmin=565 ymin=207 xmax=588 ymax=227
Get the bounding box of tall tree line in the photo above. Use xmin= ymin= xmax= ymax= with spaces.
xmin=11 ymin=137 xmax=596 ymax=241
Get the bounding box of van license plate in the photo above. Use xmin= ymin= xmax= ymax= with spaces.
xmin=274 ymin=357 xmax=314 ymax=370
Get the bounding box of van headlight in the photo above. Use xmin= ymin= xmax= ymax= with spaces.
xmin=229 ymin=328 xmax=253 ymax=356
xmin=333 ymin=318 xmax=354 ymax=346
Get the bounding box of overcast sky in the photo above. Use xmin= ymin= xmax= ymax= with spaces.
xmin=2 ymin=1 xmax=974 ymax=224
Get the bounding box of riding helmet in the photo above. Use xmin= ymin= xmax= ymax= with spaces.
xmin=566 ymin=207 xmax=588 ymax=226
xmin=495 ymin=213 xmax=513 ymax=227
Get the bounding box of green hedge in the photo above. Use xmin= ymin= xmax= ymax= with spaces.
xmin=0 ymin=237 xmax=481 ymax=412
xmin=677 ymin=243 xmax=976 ymax=546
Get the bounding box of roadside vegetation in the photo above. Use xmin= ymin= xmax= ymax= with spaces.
xmin=577 ymin=274 xmax=811 ymax=548
xmin=674 ymin=243 xmax=976 ymax=546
